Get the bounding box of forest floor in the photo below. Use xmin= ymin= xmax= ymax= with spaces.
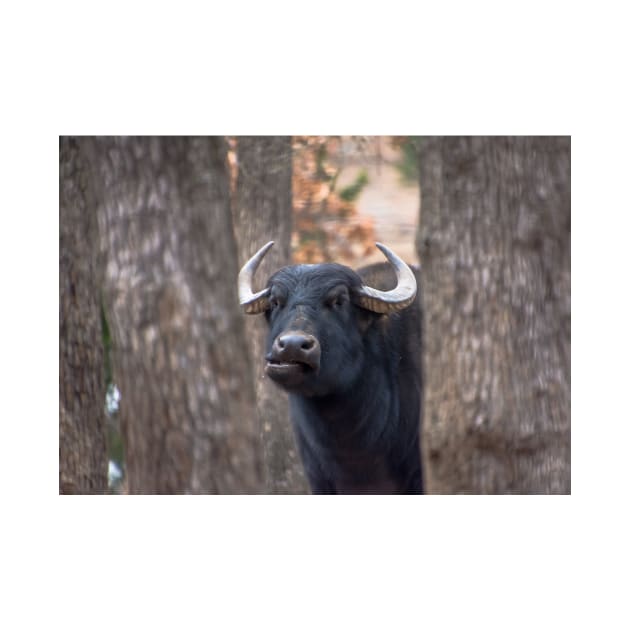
xmin=336 ymin=140 xmax=420 ymax=267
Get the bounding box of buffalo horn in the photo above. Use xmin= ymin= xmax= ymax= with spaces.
xmin=355 ymin=243 xmax=417 ymax=314
xmin=238 ymin=241 xmax=274 ymax=314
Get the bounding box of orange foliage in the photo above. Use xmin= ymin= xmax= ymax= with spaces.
xmin=292 ymin=136 xmax=376 ymax=263
xmin=226 ymin=137 xmax=238 ymax=198
xmin=229 ymin=136 xmax=376 ymax=264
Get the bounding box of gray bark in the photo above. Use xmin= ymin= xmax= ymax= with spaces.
xmin=87 ymin=136 xmax=262 ymax=493
xmin=233 ymin=136 xmax=309 ymax=493
xmin=59 ymin=137 xmax=108 ymax=494
xmin=417 ymin=136 xmax=570 ymax=494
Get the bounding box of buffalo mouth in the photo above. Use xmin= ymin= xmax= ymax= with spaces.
xmin=265 ymin=359 xmax=315 ymax=386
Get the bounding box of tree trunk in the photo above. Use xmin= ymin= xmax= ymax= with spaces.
xmin=417 ymin=136 xmax=570 ymax=494
xmin=59 ymin=137 xmax=108 ymax=494
xmin=88 ymin=136 xmax=262 ymax=494
xmin=233 ymin=136 xmax=309 ymax=493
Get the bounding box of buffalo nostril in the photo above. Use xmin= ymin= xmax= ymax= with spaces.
xmin=274 ymin=332 xmax=320 ymax=369
xmin=278 ymin=333 xmax=316 ymax=352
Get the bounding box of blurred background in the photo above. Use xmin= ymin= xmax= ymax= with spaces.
xmin=59 ymin=136 xmax=570 ymax=494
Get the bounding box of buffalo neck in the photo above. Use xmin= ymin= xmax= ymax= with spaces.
xmin=289 ymin=353 xmax=399 ymax=452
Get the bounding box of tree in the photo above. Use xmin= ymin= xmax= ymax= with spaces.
xmin=87 ymin=136 xmax=262 ymax=493
xmin=417 ymin=136 xmax=570 ymax=494
xmin=232 ymin=136 xmax=308 ymax=493
xmin=59 ymin=137 xmax=108 ymax=494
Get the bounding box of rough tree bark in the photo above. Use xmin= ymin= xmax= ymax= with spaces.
xmin=59 ymin=137 xmax=108 ymax=494
xmin=87 ymin=136 xmax=262 ymax=494
xmin=233 ymin=136 xmax=309 ymax=493
xmin=417 ymin=136 xmax=570 ymax=494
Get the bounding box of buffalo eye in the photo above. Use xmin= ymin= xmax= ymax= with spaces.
xmin=325 ymin=286 xmax=349 ymax=310
xmin=269 ymin=294 xmax=285 ymax=311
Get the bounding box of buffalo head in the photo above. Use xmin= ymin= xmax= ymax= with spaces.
xmin=238 ymin=242 xmax=417 ymax=397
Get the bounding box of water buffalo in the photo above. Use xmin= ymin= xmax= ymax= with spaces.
xmin=239 ymin=242 xmax=423 ymax=494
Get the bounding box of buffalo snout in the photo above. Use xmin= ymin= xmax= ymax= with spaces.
xmin=273 ymin=331 xmax=320 ymax=370
xmin=265 ymin=330 xmax=321 ymax=388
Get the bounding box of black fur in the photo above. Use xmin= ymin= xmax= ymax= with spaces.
xmin=261 ymin=261 xmax=423 ymax=494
